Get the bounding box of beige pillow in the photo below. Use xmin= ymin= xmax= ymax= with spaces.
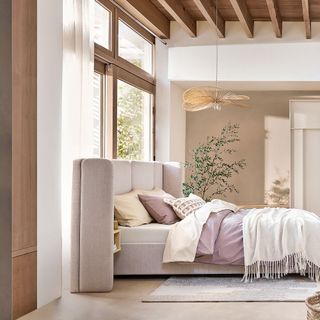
xmin=164 ymin=194 xmax=205 ymax=220
xmin=115 ymin=190 xmax=152 ymax=227
xmin=114 ymin=188 xmax=172 ymax=227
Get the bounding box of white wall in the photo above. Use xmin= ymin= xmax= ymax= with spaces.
xmin=37 ymin=0 xmax=63 ymax=308
xmin=155 ymin=39 xmax=171 ymax=161
xmin=155 ymin=39 xmax=186 ymax=163
xmin=168 ymin=42 xmax=320 ymax=83
xmin=168 ymin=21 xmax=320 ymax=84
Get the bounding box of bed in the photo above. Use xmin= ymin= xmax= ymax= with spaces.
xmin=70 ymin=159 xmax=243 ymax=293
xmin=70 ymin=159 xmax=320 ymax=293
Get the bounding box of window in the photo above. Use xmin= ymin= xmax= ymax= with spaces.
xmin=117 ymin=80 xmax=152 ymax=160
xmin=92 ymin=72 xmax=103 ymax=157
xmin=94 ymin=1 xmax=111 ymax=49
xmin=118 ymin=20 xmax=153 ymax=74
xmin=92 ymin=0 xmax=156 ymax=160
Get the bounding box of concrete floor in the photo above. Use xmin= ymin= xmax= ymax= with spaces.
xmin=20 ymin=278 xmax=307 ymax=320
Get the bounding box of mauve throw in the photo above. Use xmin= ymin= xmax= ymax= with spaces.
xmin=138 ymin=194 xmax=180 ymax=225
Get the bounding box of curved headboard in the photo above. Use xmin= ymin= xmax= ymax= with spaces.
xmin=70 ymin=159 xmax=183 ymax=293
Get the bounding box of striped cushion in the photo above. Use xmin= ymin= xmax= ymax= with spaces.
xmin=164 ymin=194 xmax=205 ymax=219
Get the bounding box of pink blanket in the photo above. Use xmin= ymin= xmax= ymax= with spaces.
xmin=195 ymin=209 xmax=248 ymax=265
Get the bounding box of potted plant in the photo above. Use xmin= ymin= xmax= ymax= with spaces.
xmin=183 ymin=123 xmax=246 ymax=201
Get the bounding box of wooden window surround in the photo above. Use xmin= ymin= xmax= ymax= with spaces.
xmin=94 ymin=0 xmax=156 ymax=160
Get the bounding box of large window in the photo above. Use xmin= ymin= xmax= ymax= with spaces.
xmin=117 ymin=80 xmax=152 ymax=160
xmin=118 ymin=20 xmax=153 ymax=75
xmin=93 ymin=0 xmax=155 ymax=160
xmin=92 ymin=72 xmax=103 ymax=157
xmin=94 ymin=1 xmax=111 ymax=50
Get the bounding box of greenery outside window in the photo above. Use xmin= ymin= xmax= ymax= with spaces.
xmin=117 ymin=80 xmax=152 ymax=160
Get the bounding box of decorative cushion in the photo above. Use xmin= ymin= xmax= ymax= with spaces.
xmin=138 ymin=194 xmax=180 ymax=225
xmin=164 ymin=194 xmax=206 ymax=220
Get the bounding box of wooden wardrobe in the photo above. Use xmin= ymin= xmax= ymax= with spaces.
xmin=290 ymin=99 xmax=320 ymax=215
xmin=12 ymin=0 xmax=37 ymax=318
xmin=0 ymin=0 xmax=37 ymax=319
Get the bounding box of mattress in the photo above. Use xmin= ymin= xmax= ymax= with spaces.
xmin=119 ymin=223 xmax=172 ymax=244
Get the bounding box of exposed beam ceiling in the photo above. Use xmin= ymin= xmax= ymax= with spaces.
xmin=122 ymin=0 xmax=319 ymax=39
xmin=157 ymin=0 xmax=197 ymax=37
xmin=114 ymin=0 xmax=170 ymax=39
xmin=301 ymin=0 xmax=311 ymax=39
xmin=193 ymin=0 xmax=225 ymax=38
xmin=266 ymin=0 xmax=282 ymax=38
xmin=229 ymin=0 xmax=254 ymax=37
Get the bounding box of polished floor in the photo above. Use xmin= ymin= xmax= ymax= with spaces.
xmin=20 ymin=278 xmax=306 ymax=320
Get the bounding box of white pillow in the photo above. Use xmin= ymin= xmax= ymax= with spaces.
xmin=164 ymin=194 xmax=205 ymax=220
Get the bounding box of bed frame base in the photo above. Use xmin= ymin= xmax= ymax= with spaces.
xmin=115 ymin=243 xmax=244 ymax=275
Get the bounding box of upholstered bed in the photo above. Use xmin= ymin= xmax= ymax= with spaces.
xmin=71 ymin=159 xmax=320 ymax=293
xmin=70 ymin=159 xmax=243 ymax=293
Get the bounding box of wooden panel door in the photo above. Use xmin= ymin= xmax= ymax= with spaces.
xmin=290 ymin=99 xmax=320 ymax=215
xmin=12 ymin=0 xmax=37 ymax=318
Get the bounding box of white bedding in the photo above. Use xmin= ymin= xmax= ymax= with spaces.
xmin=163 ymin=199 xmax=320 ymax=281
xmin=119 ymin=223 xmax=172 ymax=244
xmin=163 ymin=200 xmax=239 ymax=263
xmin=243 ymin=207 xmax=320 ymax=281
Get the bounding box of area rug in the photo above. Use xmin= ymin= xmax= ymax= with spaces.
xmin=143 ymin=276 xmax=320 ymax=302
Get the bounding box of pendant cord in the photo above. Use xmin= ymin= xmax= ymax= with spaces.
xmin=215 ymin=0 xmax=219 ymax=98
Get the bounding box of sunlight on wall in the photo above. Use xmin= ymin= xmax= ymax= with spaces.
xmin=264 ymin=116 xmax=290 ymax=206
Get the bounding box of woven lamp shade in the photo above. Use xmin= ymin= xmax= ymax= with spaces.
xmin=183 ymin=87 xmax=251 ymax=112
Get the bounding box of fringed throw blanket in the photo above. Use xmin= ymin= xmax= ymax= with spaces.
xmin=243 ymin=207 xmax=320 ymax=282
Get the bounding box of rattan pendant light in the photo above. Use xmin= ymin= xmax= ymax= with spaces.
xmin=182 ymin=0 xmax=251 ymax=112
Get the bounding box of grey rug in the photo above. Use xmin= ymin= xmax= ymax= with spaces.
xmin=143 ymin=276 xmax=320 ymax=302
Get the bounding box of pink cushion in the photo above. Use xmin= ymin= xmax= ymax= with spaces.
xmin=138 ymin=194 xmax=180 ymax=225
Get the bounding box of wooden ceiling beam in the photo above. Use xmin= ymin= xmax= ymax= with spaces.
xmin=114 ymin=0 xmax=170 ymax=39
xmin=301 ymin=0 xmax=311 ymax=39
xmin=229 ymin=0 xmax=254 ymax=38
xmin=266 ymin=0 xmax=282 ymax=38
xmin=193 ymin=0 xmax=225 ymax=38
xmin=157 ymin=0 xmax=197 ymax=37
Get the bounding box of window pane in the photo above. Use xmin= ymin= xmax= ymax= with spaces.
xmin=118 ymin=20 xmax=153 ymax=74
xmin=117 ymin=80 xmax=152 ymax=160
xmin=94 ymin=2 xmax=110 ymax=49
xmin=92 ymin=72 xmax=102 ymax=157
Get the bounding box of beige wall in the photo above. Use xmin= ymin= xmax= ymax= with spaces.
xmin=185 ymin=91 xmax=319 ymax=205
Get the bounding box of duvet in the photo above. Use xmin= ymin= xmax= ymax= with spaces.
xmin=163 ymin=200 xmax=320 ymax=281
xmin=195 ymin=209 xmax=246 ymax=265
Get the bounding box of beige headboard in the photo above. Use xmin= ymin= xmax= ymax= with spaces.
xmin=70 ymin=159 xmax=183 ymax=293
